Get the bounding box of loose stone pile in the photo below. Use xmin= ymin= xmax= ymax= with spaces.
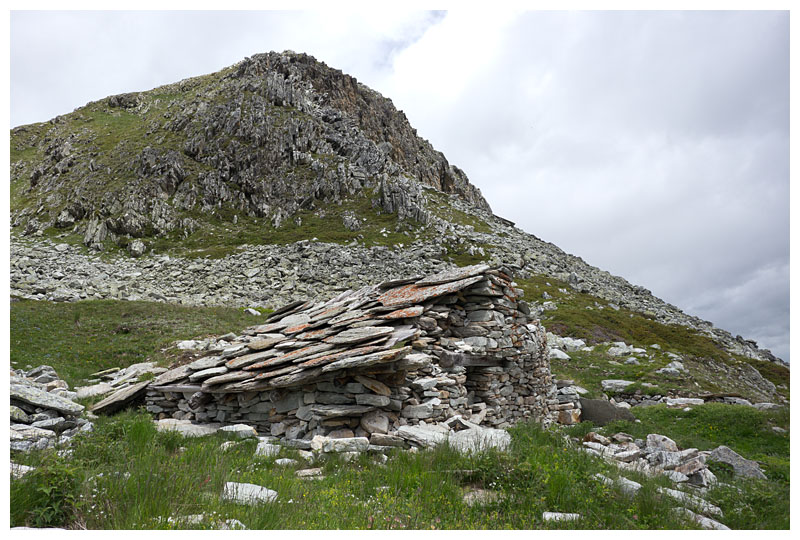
xmin=582 ymin=431 xmax=766 ymax=486
xmin=10 ymin=366 xmax=93 ymax=453
xmin=579 ymin=430 xmax=768 ymax=530
xmin=142 ymin=264 xmax=559 ymax=445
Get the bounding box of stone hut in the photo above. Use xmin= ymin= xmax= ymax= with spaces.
xmin=144 ymin=264 xmax=575 ymax=444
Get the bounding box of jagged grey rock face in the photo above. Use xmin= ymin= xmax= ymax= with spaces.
xmin=11 ymin=51 xmax=489 ymax=248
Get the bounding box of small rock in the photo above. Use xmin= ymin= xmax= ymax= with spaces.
xmin=255 ymin=441 xmax=282 ymax=457
xmin=583 ymin=432 xmax=610 ymax=445
xmin=462 ymin=488 xmax=501 ymax=507
xmin=10 ymin=462 xmax=35 ymax=478
xmin=600 ymin=379 xmax=635 ymax=393
xmin=221 ymin=482 xmax=277 ymax=505
xmin=155 ymin=418 xmax=218 ymax=437
xmin=296 ymin=468 xmax=324 ymax=478
xmin=674 ymin=507 xmax=730 ymax=530
xmin=219 ymin=518 xmax=248 ymax=530
xmin=127 ymin=239 xmax=146 ymax=257
xmin=542 ymin=512 xmax=581 ymax=522
xmin=219 ymin=424 xmax=258 ymax=439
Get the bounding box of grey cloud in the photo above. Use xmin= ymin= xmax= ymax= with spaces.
xmin=395 ymin=11 xmax=788 ymax=360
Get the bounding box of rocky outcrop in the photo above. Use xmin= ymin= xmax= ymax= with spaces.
xmin=10 ymin=51 xmax=489 ymax=251
xmin=581 ymin=430 xmax=765 ymax=499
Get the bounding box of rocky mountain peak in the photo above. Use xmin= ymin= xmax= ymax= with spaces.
xmin=233 ymin=51 xmax=486 ymax=207
xmin=10 ymin=50 xmax=489 ymax=247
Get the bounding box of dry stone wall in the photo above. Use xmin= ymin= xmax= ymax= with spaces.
xmin=144 ymin=264 xmax=558 ymax=444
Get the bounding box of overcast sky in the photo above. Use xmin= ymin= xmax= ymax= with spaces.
xmin=9 ymin=9 xmax=790 ymax=362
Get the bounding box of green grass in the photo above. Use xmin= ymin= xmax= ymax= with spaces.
xmin=12 ymin=412 xmax=713 ymax=530
xmin=146 ymin=191 xmax=417 ymax=259
xmin=446 ymin=242 xmax=495 ymax=267
xmin=544 ymin=343 xmax=779 ymax=403
xmin=10 ymin=299 xmax=264 ymax=387
xmin=426 ymin=190 xmax=493 ymax=234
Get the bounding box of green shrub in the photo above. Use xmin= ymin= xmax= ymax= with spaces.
xmin=11 ymin=452 xmax=82 ymax=528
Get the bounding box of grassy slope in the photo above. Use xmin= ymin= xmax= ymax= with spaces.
xmin=146 ymin=189 xmax=416 ymax=259
xmin=441 ymin=242 xmax=789 ymax=402
xmin=511 ymin=274 xmax=790 ymax=402
xmin=10 ymin=298 xmax=262 ymax=386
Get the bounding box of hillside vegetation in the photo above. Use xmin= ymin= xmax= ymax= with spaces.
xmin=512 ymin=275 xmax=789 ymax=403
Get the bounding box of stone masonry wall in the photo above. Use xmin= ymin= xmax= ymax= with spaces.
xmin=144 ymin=265 xmax=558 ymax=446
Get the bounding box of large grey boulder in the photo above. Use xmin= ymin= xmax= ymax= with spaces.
xmin=128 ymin=239 xmax=146 ymax=257
xmin=646 ymin=434 xmax=679 ymax=452
xmin=360 ymin=410 xmax=390 ymax=434
xmin=395 ymin=424 xmax=448 ymax=447
xmin=91 ymin=381 xmax=150 ymax=415
xmin=10 ymin=424 xmax=57 ymax=452
xmin=709 ymin=445 xmax=767 ymax=479
xmin=11 ymin=384 xmax=84 ymax=417
xmin=321 ymin=437 xmax=370 ymax=453
xmin=548 ymin=348 xmax=570 ymax=361
xmin=579 ymin=398 xmax=636 ymax=426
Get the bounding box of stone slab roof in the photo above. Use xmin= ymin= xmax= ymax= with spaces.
xmin=150 ymin=264 xmax=516 ymax=394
